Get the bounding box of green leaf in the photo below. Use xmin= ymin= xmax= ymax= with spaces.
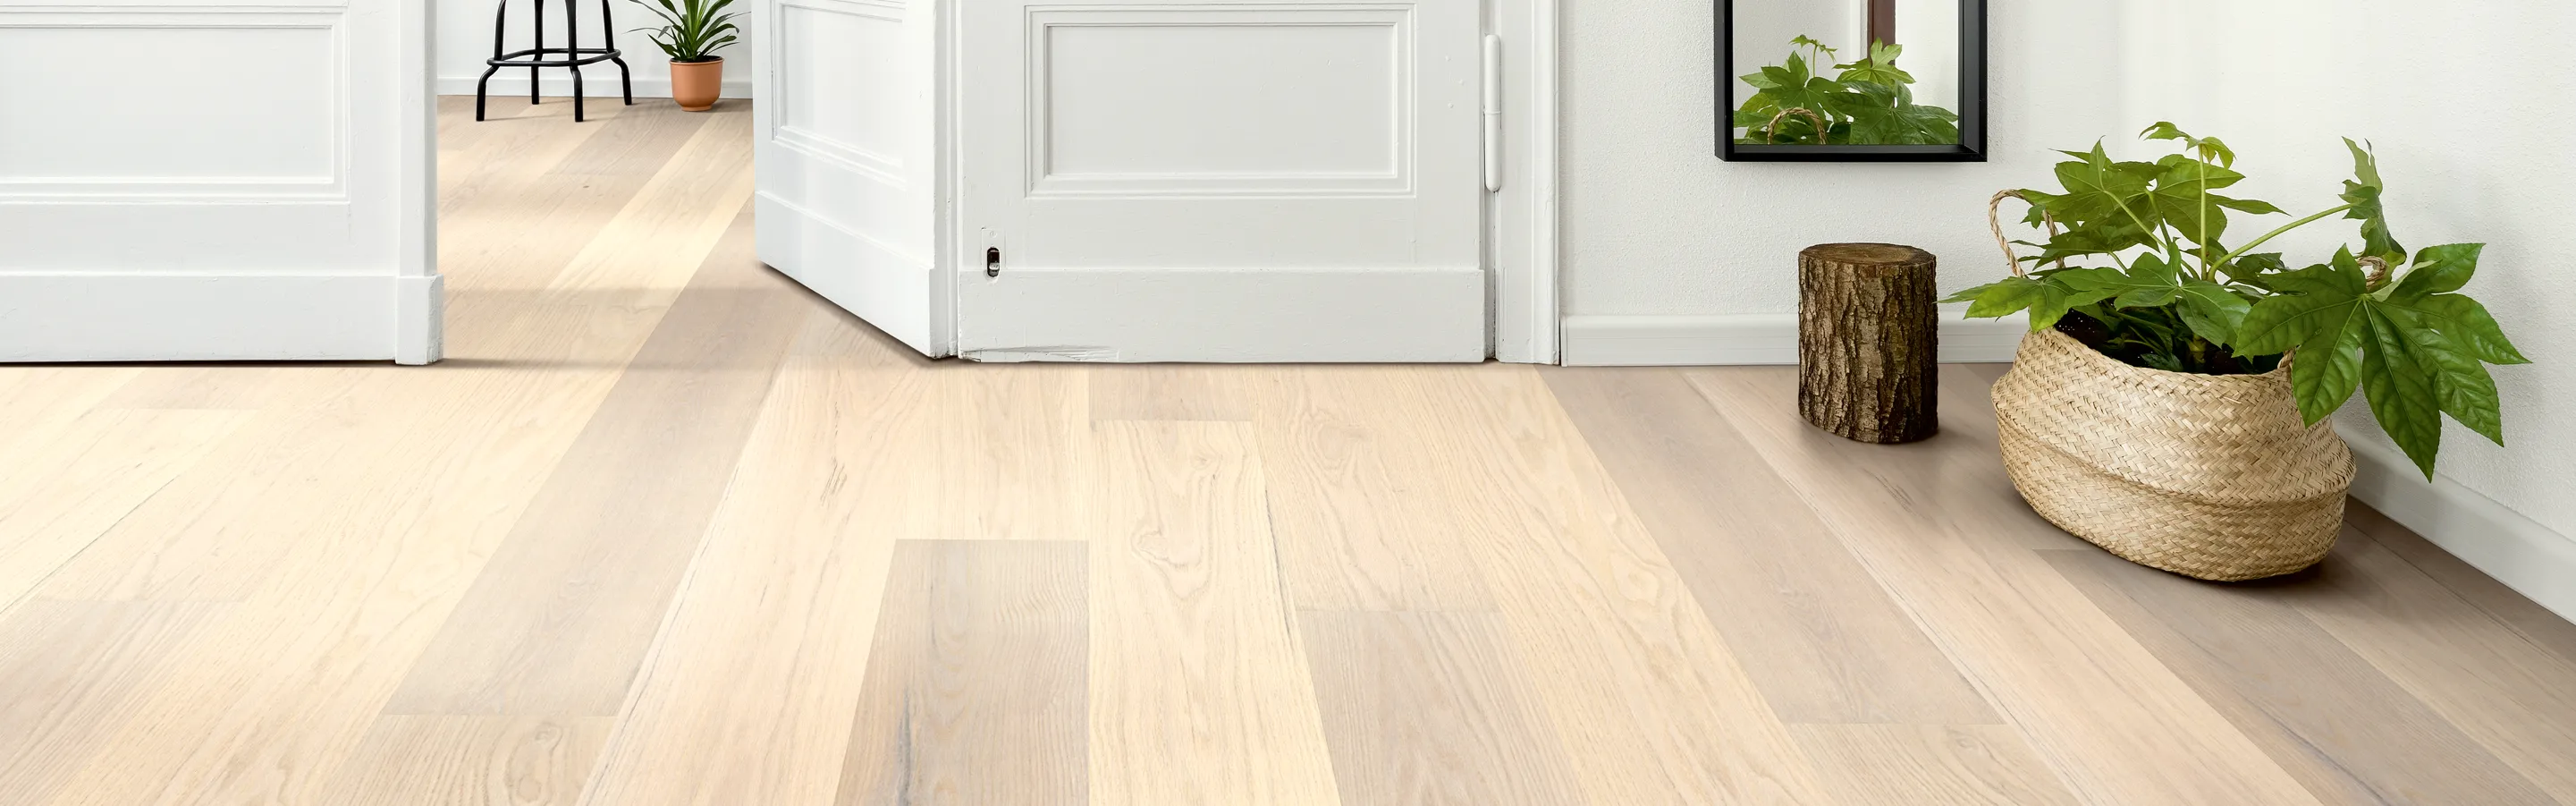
xmin=2389 ymin=293 xmax=2530 ymax=365
xmin=2235 ymin=264 xmax=2363 ymax=356
xmin=2048 ymin=143 xmax=2158 ymax=229
xmin=2141 ymin=121 xmax=2236 ymax=167
xmin=2175 ymin=277 xmax=2252 ymax=345
xmin=2384 ymin=310 xmax=2505 ymax=445
xmin=2390 ymin=242 xmax=2482 ymax=302
xmin=1833 ymin=40 xmax=1916 ymax=86
xmin=2287 ymin=302 xmax=2367 ymax=425
xmin=2222 ymin=251 xmax=2286 ymax=286
xmin=2212 ymin=195 xmax=2285 ymax=216
xmin=2342 ymin=138 xmax=2406 ymax=262
xmin=2360 ymin=306 xmax=2445 ymax=479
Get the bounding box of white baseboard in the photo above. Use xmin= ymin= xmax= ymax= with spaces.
xmin=1561 ymin=311 xmax=2030 ymax=366
xmin=0 ymin=271 xmax=430 ymax=362
xmin=435 ymin=75 xmax=753 ymax=101
xmin=2347 ymin=437 xmax=2576 ymax=623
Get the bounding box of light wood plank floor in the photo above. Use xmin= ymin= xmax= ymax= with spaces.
xmin=4 ymin=98 xmax=2573 ymax=806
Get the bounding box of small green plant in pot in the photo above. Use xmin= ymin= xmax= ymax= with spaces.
xmin=1953 ymin=123 xmax=2528 ymax=580
xmin=629 ymin=0 xmax=740 ymax=112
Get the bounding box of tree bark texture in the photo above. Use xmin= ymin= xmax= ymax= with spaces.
xmin=1798 ymin=242 xmax=1938 ymax=444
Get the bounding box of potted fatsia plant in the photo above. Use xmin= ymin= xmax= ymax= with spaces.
xmin=629 ymin=0 xmax=740 ymax=112
xmin=1953 ymin=123 xmax=2527 ymax=580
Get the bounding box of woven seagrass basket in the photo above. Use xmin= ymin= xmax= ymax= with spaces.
xmin=1986 ymin=191 xmax=2354 ymax=581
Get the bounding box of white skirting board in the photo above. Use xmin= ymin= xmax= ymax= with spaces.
xmin=2347 ymin=437 xmax=2576 ymax=623
xmin=435 ymin=75 xmax=754 ymax=100
xmin=1560 ymin=311 xmax=2031 ymax=366
xmin=0 ymin=272 xmax=439 ymax=362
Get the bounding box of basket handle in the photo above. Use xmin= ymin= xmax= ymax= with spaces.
xmin=1989 ymin=189 xmax=2064 ymax=277
xmin=1763 ymin=107 xmax=1831 ymax=145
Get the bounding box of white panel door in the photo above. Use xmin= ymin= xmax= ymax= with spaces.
xmin=958 ymin=0 xmax=1486 ymax=362
xmin=0 ymin=0 xmax=438 ymax=362
xmin=752 ymin=0 xmax=949 ymax=354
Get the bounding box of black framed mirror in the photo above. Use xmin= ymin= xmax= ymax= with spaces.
xmin=1718 ymin=0 xmax=1987 ymax=161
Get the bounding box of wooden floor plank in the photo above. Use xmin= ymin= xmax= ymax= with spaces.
xmin=2284 ymin=529 xmax=2576 ymax=803
xmin=932 ymin=365 xmax=1094 ymax=541
xmin=2047 ymin=547 xmax=2553 ymax=805
xmin=1300 ymin=609 xmax=1584 ymax=806
xmin=2344 ymin=502 xmax=2576 ymax=666
xmin=385 ymin=204 xmax=805 ymax=717
xmin=1787 ymin=725 xmax=2077 ymax=806
xmin=0 ymin=601 xmax=224 ymax=806
xmin=318 ymin=716 xmax=612 ymax=806
xmin=1686 ymin=366 xmax=2323 ymax=805
xmin=1250 ymin=367 xmax=1494 ymax=612
xmin=0 ymin=410 xmax=248 ymax=612
xmin=1406 ymin=366 xmax=1830 ymax=805
xmin=837 ymin=540 xmax=1089 ymax=806
xmin=1085 ymin=420 xmax=1339 ymax=806
xmin=1088 ymin=366 xmax=1253 ymax=422
xmin=576 ymin=344 xmax=936 ymax=806
xmin=1541 ymin=367 xmax=1996 ymax=725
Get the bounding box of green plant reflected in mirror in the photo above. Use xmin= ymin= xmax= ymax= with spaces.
xmin=1719 ymin=0 xmax=1988 ymax=161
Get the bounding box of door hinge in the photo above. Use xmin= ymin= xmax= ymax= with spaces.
xmin=985 ymin=247 xmax=1001 ymax=277
xmin=1482 ymin=34 xmax=1503 ymax=193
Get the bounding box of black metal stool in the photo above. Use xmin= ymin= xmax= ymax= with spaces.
xmin=475 ymin=0 xmax=634 ymax=122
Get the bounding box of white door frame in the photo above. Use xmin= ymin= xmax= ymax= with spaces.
xmin=927 ymin=0 xmax=1558 ymax=363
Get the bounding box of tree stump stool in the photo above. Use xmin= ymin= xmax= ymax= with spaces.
xmin=1798 ymin=242 xmax=1938 ymax=444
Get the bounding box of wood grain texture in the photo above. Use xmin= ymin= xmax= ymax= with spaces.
xmin=1300 ymin=609 xmax=1584 ymax=806
xmin=2344 ymin=502 xmax=2576 ymax=666
xmin=1085 ymin=421 xmax=1340 ymax=806
xmin=0 ymin=410 xmax=247 ymax=612
xmin=2281 ymin=529 xmax=2576 ymax=803
xmin=387 ymin=205 xmax=804 ymax=717
xmin=1686 ymin=366 xmax=2323 ymax=805
xmin=319 ymin=716 xmax=612 ymax=806
xmin=576 ymin=335 xmax=937 ymax=806
xmin=1787 ymin=725 xmax=2076 ymax=806
xmin=838 ymin=540 xmax=1089 ymax=806
xmin=1541 ymin=367 xmax=1995 ymax=725
xmin=1401 ymin=366 xmax=1830 ymax=805
xmin=1088 ymin=366 xmax=1252 ymax=421
xmin=1252 ymin=367 xmax=1494 ymax=611
xmin=0 ymin=601 xmax=224 ymax=806
xmin=2047 ymin=547 xmax=2552 ymax=805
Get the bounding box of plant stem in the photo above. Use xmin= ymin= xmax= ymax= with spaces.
xmin=2216 ymin=203 xmax=2355 ymax=267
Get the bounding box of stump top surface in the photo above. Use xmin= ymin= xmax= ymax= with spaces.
xmin=1802 ymin=242 xmax=1935 ymax=266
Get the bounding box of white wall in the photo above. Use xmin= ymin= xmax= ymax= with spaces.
xmin=435 ymin=0 xmax=751 ymax=98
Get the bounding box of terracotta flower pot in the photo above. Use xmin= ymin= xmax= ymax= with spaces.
xmin=670 ymin=58 xmax=723 ymax=112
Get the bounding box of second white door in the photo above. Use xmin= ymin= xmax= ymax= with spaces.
xmin=957 ymin=0 xmax=1487 ymax=361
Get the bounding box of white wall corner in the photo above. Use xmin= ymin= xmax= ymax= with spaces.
xmin=397 ymin=274 xmax=445 ymax=365
xmin=2347 ymin=437 xmax=2576 ymax=624
xmin=1561 ymin=310 xmax=2029 ymax=366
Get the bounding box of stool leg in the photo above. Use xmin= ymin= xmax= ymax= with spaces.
xmin=529 ymin=0 xmax=544 ymax=105
xmin=603 ymin=0 xmax=632 ymax=105
xmin=565 ymin=0 xmax=585 ymax=121
xmin=479 ymin=0 xmax=507 ymax=121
